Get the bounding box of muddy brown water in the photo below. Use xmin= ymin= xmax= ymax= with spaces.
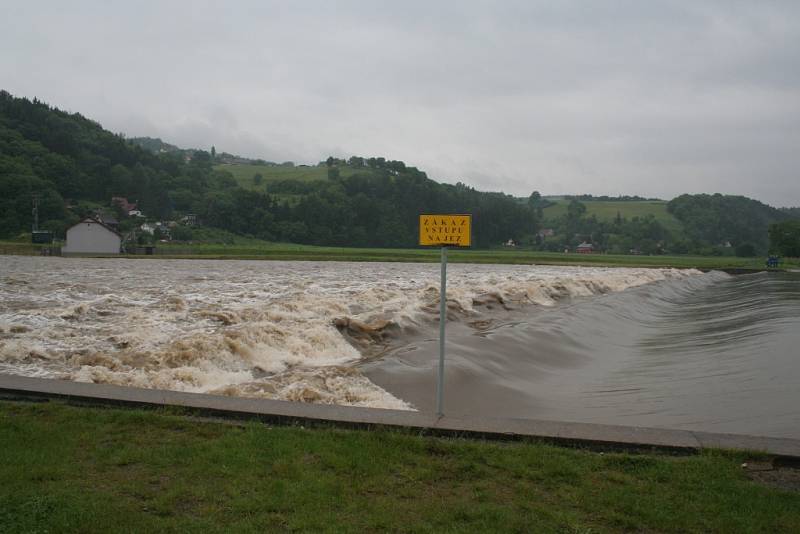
xmin=365 ymin=271 xmax=800 ymax=439
xmin=1 ymin=256 xmax=797 ymax=438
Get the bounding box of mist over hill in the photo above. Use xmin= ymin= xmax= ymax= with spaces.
xmin=0 ymin=91 xmax=535 ymax=248
xmin=1 ymin=90 xmax=797 ymax=254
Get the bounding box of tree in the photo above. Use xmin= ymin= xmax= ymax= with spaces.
xmin=171 ymin=225 xmax=194 ymax=241
xmin=769 ymin=220 xmax=800 ymax=257
xmin=735 ymin=243 xmax=757 ymax=257
xmin=667 ymin=193 xmax=785 ymax=254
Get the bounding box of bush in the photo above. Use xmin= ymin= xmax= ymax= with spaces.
xmin=735 ymin=243 xmax=757 ymax=257
xmin=171 ymin=226 xmax=193 ymax=241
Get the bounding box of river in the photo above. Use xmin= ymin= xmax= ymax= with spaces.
xmin=1 ymin=256 xmax=797 ymax=438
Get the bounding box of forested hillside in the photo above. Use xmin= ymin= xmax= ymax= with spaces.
xmin=0 ymin=91 xmax=538 ymax=247
xmin=667 ymin=194 xmax=791 ymax=255
xmin=1 ymin=91 xmax=796 ymax=253
xmin=535 ymin=194 xmax=795 ymax=256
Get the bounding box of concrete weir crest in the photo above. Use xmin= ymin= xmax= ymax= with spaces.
xmin=1 ymin=374 xmax=799 ymax=459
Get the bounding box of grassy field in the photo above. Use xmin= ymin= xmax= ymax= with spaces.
xmin=3 ymin=239 xmax=797 ymax=270
xmin=148 ymin=243 xmax=797 ymax=270
xmin=214 ymin=163 xmax=360 ymax=191
xmin=542 ymin=200 xmax=683 ymax=232
xmin=1 ymin=400 xmax=798 ymax=532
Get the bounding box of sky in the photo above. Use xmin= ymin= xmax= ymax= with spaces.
xmin=2 ymin=1 xmax=799 ymax=206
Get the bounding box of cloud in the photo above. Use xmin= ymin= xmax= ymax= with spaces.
xmin=1 ymin=0 xmax=798 ymax=205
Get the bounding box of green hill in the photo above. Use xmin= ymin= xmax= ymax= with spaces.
xmin=214 ymin=163 xmax=361 ymax=191
xmin=542 ymin=200 xmax=683 ymax=232
xmin=0 ymin=91 xmax=539 ymax=248
xmin=3 ymin=90 xmax=795 ymax=255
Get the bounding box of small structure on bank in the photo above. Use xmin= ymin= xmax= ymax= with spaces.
xmin=62 ymin=218 xmax=122 ymax=255
xmin=31 ymin=230 xmax=54 ymax=244
xmin=576 ymin=242 xmax=594 ymax=254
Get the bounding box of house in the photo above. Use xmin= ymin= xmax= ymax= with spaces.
xmin=538 ymin=228 xmax=555 ymax=238
xmin=97 ymin=212 xmax=119 ymax=229
xmin=180 ymin=214 xmax=198 ymax=226
xmin=111 ymin=197 xmax=137 ymax=212
xmin=62 ymin=218 xmax=122 ymax=255
xmin=576 ymin=242 xmax=594 ymax=254
xmin=128 ymin=209 xmax=143 ymax=217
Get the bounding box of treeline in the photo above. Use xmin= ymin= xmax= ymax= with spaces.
xmin=538 ymin=199 xmax=673 ymax=255
xmin=166 ymin=158 xmax=539 ymax=248
xmin=3 ymin=91 xmax=796 ymax=253
xmin=537 ymin=194 xmax=800 ymax=256
xmin=0 ymin=91 xmax=539 ymax=247
xmin=563 ymin=194 xmax=662 ymax=202
xmin=666 ymin=194 xmax=792 ymax=255
xmin=769 ymin=220 xmax=800 ymax=257
xmin=129 ymin=137 xmax=295 ymax=167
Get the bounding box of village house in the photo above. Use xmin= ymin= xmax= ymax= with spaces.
xmin=576 ymin=242 xmax=594 ymax=254
xmin=62 ymin=218 xmax=122 ymax=255
xmin=538 ymin=228 xmax=555 ymax=238
xmin=111 ymin=196 xmax=137 ymax=212
xmin=180 ymin=214 xmax=198 ymax=226
xmin=97 ymin=212 xmax=119 ymax=230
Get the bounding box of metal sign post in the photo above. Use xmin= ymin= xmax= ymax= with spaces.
xmin=437 ymin=246 xmax=447 ymax=416
xmin=418 ymin=214 xmax=471 ymax=417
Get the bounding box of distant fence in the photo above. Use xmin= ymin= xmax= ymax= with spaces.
xmin=0 ymin=245 xmax=198 ymax=257
xmin=0 ymin=245 xmax=61 ymax=256
xmin=154 ymin=247 xmax=196 ymax=255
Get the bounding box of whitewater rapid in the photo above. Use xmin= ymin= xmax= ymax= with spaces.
xmin=0 ymin=256 xmax=699 ymax=410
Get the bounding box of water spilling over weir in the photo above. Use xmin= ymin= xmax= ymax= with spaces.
xmin=1 ymin=256 xmax=798 ymax=438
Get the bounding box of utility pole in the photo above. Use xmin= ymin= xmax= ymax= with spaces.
xmin=31 ymin=194 xmax=40 ymax=232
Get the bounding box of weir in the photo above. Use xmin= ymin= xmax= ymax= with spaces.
xmin=1 ymin=374 xmax=799 ymax=459
xmin=3 ymin=257 xmax=798 ymax=440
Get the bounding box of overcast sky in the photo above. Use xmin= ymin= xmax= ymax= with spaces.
xmin=2 ymin=1 xmax=799 ymax=206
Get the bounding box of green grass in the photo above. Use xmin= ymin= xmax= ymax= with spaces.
xmin=542 ymin=200 xmax=683 ymax=232
xmin=214 ymin=163 xmax=360 ymax=191
xmin=3 ymin=238 xmax=797 ymax=270
xmin=150 ymin=242 xmax=798 ymax=270
xmin=1 ymin=401 xmax=797 ymax=532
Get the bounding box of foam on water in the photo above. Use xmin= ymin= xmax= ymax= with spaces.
xmin=0 ymin=256 xmax=699 ymax=410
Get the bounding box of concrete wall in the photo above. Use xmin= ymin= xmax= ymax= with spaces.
xmin=63 ymin=222 xmax=121 ymax=254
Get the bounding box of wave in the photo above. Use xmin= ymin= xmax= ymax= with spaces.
xmin=0 ymin=256 xmax=701 ymax=409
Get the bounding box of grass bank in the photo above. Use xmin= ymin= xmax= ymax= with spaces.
xmin=1 ymin=401 xmax=798 ymax=532
xmin=3 ymin=239 xmax=798 ymax=270
xmin=145 ymin=245 xmax=798 ymax=270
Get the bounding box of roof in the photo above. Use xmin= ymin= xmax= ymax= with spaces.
xmin=67 ymin=217 xmax=122 ymax=238
xmin=99 ymin=213 xmax=119 ymax=225
xmin=111 ymin=196 xmax=137 ymax=211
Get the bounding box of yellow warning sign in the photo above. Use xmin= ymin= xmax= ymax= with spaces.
xmin=419 ymin=214 xmax=472 ymax=247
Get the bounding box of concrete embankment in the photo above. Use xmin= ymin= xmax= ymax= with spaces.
xmin=2 ymin=374 xmax=799 ymax=459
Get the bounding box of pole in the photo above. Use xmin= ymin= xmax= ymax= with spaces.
xmin=436 ymin=246 xmax=447 ymax=416
xmin=32 ymin=194 xmax=40 ymax=232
